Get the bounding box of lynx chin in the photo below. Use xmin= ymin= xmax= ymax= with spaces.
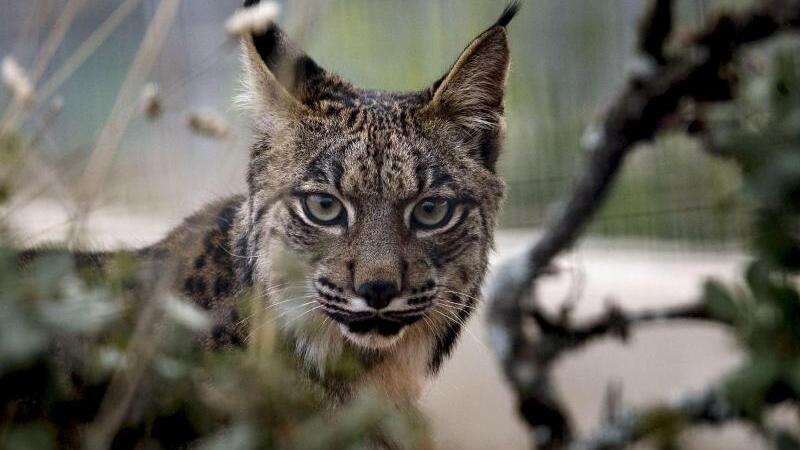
xmin=26 ymin=1 xmax=519 ymax=405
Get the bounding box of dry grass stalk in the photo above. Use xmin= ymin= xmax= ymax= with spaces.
xmin=83 ymin=268 xmax=179 ymax=450
xmin=1 ymin=57 xmax=34 ymax=106
xmin=76 ymin=0 xmax=182 ymax=213
xmin=38 ymin=0 xmax=144 ymax=104
xmin=140 ymin=83 xmax=163 ymax=120
xmin=29 ymin=0 xmax=87 ymax=84
xmin=187 ymin=109 xmax=230 ymax=140
xmin=0 ymin=0 xmax=85 ymax=135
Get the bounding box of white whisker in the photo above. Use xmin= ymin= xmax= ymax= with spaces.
xmin=264 ymin=294 xmax=316 ymax=311
xmin=439 ymin=289 xmax=483 ymax=305
xmin=274 ymin=299 xmax=317 ymax=320
xmin=432 ymin=304 xmax=490 ymax=354
xmin=422 ymin=315 xmax=437 ymax=338
xmin=245 ymin=299 xmax=318 ymax=342
xmin=436 ymin=298 xmax=479 ymax=310
xmin=284 ymin=304 xmax=323 ymax=328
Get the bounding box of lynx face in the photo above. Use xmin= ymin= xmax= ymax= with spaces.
xmin=264 ymin=106 xmax=504 ymax=350
xmin=234 ymin=2 xmax=516 ymax=368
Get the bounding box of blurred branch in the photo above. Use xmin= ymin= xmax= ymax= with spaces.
xmin=488 ymin=285 xmax=723 ymax=449
xmin=575 ymin=387 xmax=737 ymax=450
xmin=486 ymin=0 xmax=800 ymax=448
xmin=639 ymin=0 xmax=673 ymax=65
xmin=577 ymin=378 xmax=800 ymax=450
xmin=529 ymin=301 xmax=717 ymax=351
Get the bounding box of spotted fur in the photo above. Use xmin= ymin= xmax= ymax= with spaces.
xmin=27 ymin=1 xmax=519 ymax=405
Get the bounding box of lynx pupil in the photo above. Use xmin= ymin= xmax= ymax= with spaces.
xmin=318 ymin=196 xmax=334 ymax=210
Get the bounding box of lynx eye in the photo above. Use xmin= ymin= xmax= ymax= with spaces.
xmin=302 ymin=193 xmax=345 ymax=225
xmin=411 ymin=198 xmax=453 ymax=230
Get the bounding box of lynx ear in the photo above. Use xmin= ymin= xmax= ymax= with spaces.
xmin=423 ymin=2 xmax=519 ymax=170
xmin=239 ymin=6 xmax=330 ymax=129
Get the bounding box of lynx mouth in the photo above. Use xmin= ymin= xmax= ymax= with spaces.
xmin=318 ymin=296 xmax=426 ymax=348
xmin=331 ymin=315 xmax=423 ymax=349
xmin=346 ymin=317 xmax=406 ymax=336
xmin=338 ymin=320 xmax=408 ymax=349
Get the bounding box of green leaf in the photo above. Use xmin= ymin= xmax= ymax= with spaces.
xmin=0 ymin=423 xmax=56 ymax=450
xmin=38 ymin=286 xmax=119 ymax=335
xmin=745 ymin=261 xmax=772 ymax=298
xmin=634 ymin=406 xmax=686 ymax=450
xmin=723 ymin=359 xmax=780 ymax=419
xmin=0 ymin=312 xmax=48 ymax=371
xmin=775 ymin=430 xmax=800 ymax=450
xmin=703 ymin=279 xmax=738 ymax=322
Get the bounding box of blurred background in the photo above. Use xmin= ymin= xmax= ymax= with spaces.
xmin=0 ymin=1 xmax=763 ymax=448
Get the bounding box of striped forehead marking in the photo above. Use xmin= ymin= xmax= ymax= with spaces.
xmin=300 ymin=137 xmax=453 ymax=203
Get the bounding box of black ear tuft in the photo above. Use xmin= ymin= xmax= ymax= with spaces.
xmin=494 ymin=1 xmax=521 ymax=28
xmin=243 ymin=0 xmax=259 ymax=7
xmin=250 ymin=24 xmax=326 ymax=100
xmin=423 ymin=2 xmax=517 ymax=170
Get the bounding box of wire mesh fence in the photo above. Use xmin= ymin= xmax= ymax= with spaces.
xmin=0 ymin=0 xmax=751 ymax=249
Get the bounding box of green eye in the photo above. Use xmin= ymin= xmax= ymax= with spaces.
xmin=411 ymin=198 xmax=452 ymax=230
xmin=302 ymin=193 xmax=345 ymax=225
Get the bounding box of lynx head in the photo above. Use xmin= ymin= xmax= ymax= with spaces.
xmin=235 ymin=1 xmax=517 ymax=372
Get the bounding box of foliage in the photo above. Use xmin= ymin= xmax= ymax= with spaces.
xmin=0 ymin=134 xmax=425 ymax=450
xmin=698 ymin=42 xmax=800 ymax=443
xmin=592 ymin=38 xmax=800 ymax=450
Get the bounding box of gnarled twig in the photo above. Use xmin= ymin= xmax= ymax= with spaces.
xmin=485 ymin=1 xmax=800 ymax=448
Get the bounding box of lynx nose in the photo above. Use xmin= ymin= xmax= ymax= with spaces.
xmin=357 ymin=280 xmax=399 ymax=310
